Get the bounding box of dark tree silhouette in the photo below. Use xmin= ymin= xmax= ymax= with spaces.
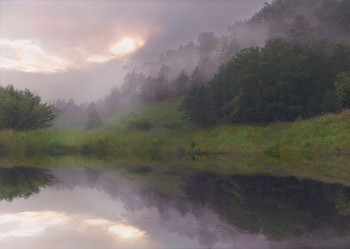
xmin=0 ymin=85 xmax=59 ymax=130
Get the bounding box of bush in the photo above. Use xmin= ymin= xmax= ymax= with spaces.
xmin=0 ymin=85 xmax=59 ymax=130
xmin=126 ymin=118 xmax=153 ymax=131
xmin=86 ymin=110 xmax=104 ymax=130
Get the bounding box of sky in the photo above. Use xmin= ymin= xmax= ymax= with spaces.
xmin=0 ymin=0 xmax=267 ymax=102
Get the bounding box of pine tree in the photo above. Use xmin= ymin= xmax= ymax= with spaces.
xmin=174 ymin=70 xmax=190 ymax=96
xmin=287 ymin=15 xmax=313 ymax=43
xmin=85 ymin=110 xmax=103 ymax=130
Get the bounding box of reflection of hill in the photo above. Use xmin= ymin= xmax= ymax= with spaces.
xmin=6 ymin=166 xmax=350 ymax=247
xmin=0 ymin=167 xmax=55 ymax=201
xmin=184 ymin=173 xmax=350 ymax=242
xmin=51 ymin=168 xmax=270 ymax=248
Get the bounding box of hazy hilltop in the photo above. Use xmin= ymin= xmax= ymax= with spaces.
xmin=142 ymin=0 xmax=350 ymax=80
xmin=250 ymin=0 xmax=350 ymax=41
xmin=53 ymin=0 xmax=350 ymax=129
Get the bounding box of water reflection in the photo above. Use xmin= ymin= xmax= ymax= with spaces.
xmin=0 ymin=167 xmax=55 ymax=201
xmin=184 ymin=173 xmax=350 ymax=244
xmin=0 ymin=211 xmax=68 ymax=238
xmin=1 ymin=167 xmax=350 ymax=248
xmin=0 ymin=211 xmax=157 ymax=249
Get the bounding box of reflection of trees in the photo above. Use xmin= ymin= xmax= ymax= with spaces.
xmin=336 ymin=188 xmax=350 ymax=217
xmin=184 ymin=173 xmax=350 ymax=241
xmin=0 ymin=167 xmax=55 ymax=202
xmin=84 ymin=167 xmax=102 ymax=183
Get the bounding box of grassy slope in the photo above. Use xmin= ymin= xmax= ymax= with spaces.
xmin=2 ymin=99 xmax=350 ymax=184
xmin=105 ymin=98 xmax=189 ymax=130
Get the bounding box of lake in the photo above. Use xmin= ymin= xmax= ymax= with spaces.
xmin=1 ymin=166 xmax=350 ymax=249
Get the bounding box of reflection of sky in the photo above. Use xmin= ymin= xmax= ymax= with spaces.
xmin=0 ymin=211 xmax=154 ymax=249
xmin=3 ymin=168 xmax=350 ymax=248
xmin=0 ymin=169 xmax=269 ymax=249
xmin=0 ymin=186 xmax=158 ymax=249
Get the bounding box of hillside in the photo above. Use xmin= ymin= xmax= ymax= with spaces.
xmin=105 ymin=98 xmax=189 ymax=131
xmin=52 ymin=0 xmax=350 ymax=130
xmin=2 ymin=108 xmax=350 ymax=185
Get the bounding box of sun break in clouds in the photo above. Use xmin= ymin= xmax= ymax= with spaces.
xmin=0 ymin=0 xmax=267 ymax=101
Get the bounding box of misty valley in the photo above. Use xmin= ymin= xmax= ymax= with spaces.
xmin=1 ymin=0 xmax=350 ymax=248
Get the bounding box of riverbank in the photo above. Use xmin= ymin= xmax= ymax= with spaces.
xmin=1 ymin=108 xmax=350 ymax=185
xmin=1 ymin=108 xmax=350 ymax=157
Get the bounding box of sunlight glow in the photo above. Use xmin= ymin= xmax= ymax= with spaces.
xmin=0 ymin=39 xmax=67 ymax=73
xmin=86 ymin=55 xmax=111 ymax=63
xmin=0 ymin=211 xmax=67 ymax=238
xmin=0 ymin=38 xmax=145 ymax=69
xmin=86 ymin=218 xmax=145 ymax=238
xmin=0 ymin=212 xmax=145 ymax=240
xmin=86 ymin=37 xmax=145 ymax=64
xmin=109 ymin=224 xmax=145 ymax=238
xmin=110 ymin=38 xmax=145 ymax=56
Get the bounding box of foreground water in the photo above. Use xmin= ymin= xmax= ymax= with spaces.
xmin=1 ymin=166 xmax=350 ymax=249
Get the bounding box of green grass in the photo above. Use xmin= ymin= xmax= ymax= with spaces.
xmin=106 ymin=98 xmax=190 ymax=131
xmin=2 ymin=100 xmax=350 ymax=185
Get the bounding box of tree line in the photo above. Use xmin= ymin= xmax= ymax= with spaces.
xmin=2 ymin=0 xmax=350 ymax=130
xmin=182 ymin=39 xmax=350 ymax=125
xmin=184 ymin=173 xmax=350 ymax=241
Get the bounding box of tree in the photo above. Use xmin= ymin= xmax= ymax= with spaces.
xmin=184 ymin=173 xmax=350 ymax=241
xmin=0 ymin=85 xmax=59 ymax=130
xmin=121 ymin=71 xmax=145 ymax=97
xmin=190 ymin=66 xmax=205 ymax=88
xmin=152 ymin=65 xmax=171 ymax=101
xmin=0 ymin=167 xmax=55 ymax=202
xmin=140 ymin=76 xmax=156 ymax=101
xmin=197 ymin=55 xmax=218 ymax=82
xmin=153 ymin=74 xmax=170 ymax=101
xmin=183 ymin=38 xmax=350 ymax=125
xmin=287 ymin=15 xmax=313 ymax=43
xmin=102 ymin=87 xmax=121 ymax=116
xmin=174 ymin=70 xmax=189 ymax=96
xmin=197 ymin=31 xmax=219 ymax=56
xmin=53 ymin=99 xmax=88 ymax=129
xmin=85 ymin=110 xmax=103 ymax=130
xmin=335 ymin=71 xmax=350 ymax=109
xmin=217 ymin=38 xmax=241 ymax=64
xmin=181 ymin=86 xmax=215 ymax=126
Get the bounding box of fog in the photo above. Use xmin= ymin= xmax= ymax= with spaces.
xmin=0 ymin=0 xmax=268 ymax=102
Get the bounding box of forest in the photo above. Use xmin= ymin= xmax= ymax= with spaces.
xmin=0 ymin=0 xmax=349 ymax=165
xmin=183 ymin=39 xmax=350 ymax=125
xmin=0 ymin=0 xmax=350 ymax=161
xmin=44 ymin=0 xmax=350 ymax=129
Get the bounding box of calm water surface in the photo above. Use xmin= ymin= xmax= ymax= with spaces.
xmin=1 ymin=166 xmax=350 ymax=249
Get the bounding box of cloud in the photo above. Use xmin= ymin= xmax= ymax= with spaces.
xmin=0 ymin=211 xmax=67 ymax=238
xmin=86 ymin=37 xmax=145 ymax=64
xmin=0 ymin=211 xmax=156 ymax=249
xmin=1 ymin=1 xmax=157 ymax=73
xmin=86 ymin=218 xmax=146 ymax=238
xmin=0 ymin=0 xmax=267 ymax=101
xmin=0 ymin=36 xmax=145 ymax=73
xmin=0 ymin=39 xmax=68 ymax=73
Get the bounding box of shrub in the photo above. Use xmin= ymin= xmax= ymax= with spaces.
xmin=126 ymin=118 xmax=153 ymax=131
xmin=86 ymin=110 xmax=104 ymax=130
